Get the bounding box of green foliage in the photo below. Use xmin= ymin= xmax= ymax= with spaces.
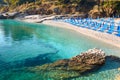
xmin=19 ymin=0 xmax=36 ymax=4
xmin=4 ymin=0 xmax=19 ymax=6
xmin=58 ymin=0 xmax=81 ymax=4
xmin=101 ymin=1 xmax=120 ymax=16
xmin=1 ymin=0 xmax=120 ymax=16
xmin=114 ymin=1 xmax=120 ymax=13
xmin=11 ymin=0 xmax=19 ymax=6
xmin=4 ymin=0 xmax=10 ymax=5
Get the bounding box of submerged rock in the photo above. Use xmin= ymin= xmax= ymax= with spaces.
xmin=115 ymin=74 xmax=120 ymax=80
xmin=28 ymin=48 xmax=105 ymax=79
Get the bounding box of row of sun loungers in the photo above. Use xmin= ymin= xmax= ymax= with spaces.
xmin=57 ymin=17 xmax=120 ymax=37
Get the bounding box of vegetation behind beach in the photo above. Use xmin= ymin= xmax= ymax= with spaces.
xmin=0 ymin=0 xmax=120 ymax=17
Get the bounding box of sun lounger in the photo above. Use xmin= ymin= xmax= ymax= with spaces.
xmin=99 ymin=24 xmax=108 ymax=32
xmin=77 ymin=19 xmax=85 ymax=27
xmin=83 ymin=18 xmax=93 ymax=29
xmin=107 ymin=24 xmax=114 ymax=34
xmin=116 ymin=26 xmax=120 ymax=37
xmin=69 ymin=18 xmax=75 ymax=24
xmin=89 ymin=22 xmax=95 ymax=28
xmin=74 ymin=20 xmax=82 ymax=26
xmin=85 ymin=21 xmax=92 ymax=29
xmin=92 ymin=23 xmax=101 ymax=30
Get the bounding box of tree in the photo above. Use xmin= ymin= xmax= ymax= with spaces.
xmin=58 ymin=0 xmax=82 ymax=4
xmin=101 ymin=0 xmax=120 ymax=17
xmin=19 ymin=0 xmax=37 ymax=5
xmin=10 ymin=0 xmax=19 ymax=6
xmin=58 ymin=0 xmax=70 ymax=4
xmin=4 ymin=0 xmax=10 ymax=6
xmin=4 ymin=0 xmax=19 ymax=6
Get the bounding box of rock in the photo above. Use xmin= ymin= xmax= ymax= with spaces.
xmin=0 ymin=12 xmax=20 ymax=19
xmin=53 ymin=7 xmax=61 ymax=15
xmin=7 ymin=12 xmax=20 ymax=19
xmin=27 ymin=48 xmax=105 ymax=79
xmin=115 ymin=74 xmax=120 ymax=80
xmin=88 ymin=5 xmax=103 ymax=18
xmin=71 ymin=48 xmax=105 ymax=65
xmin=0 ymin=14 xmax=7 ymax=19
xmin=118 ymin=68 xmax=120 ymax=71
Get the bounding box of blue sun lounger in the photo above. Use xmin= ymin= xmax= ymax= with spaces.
xmin=75 ymin=19 xmax=81 ymax=26
xmin=116 ymin=26 xmax=120 ymax=37
xmin=69 ymin=18 xmax=76 ymax=25
xmin=99 ymin=24 xmax=108 ymax=32
xmin=88 ymin=22 xmax=96 ymax=29
xmin=92 ymin=23 xmax=101 ymax=30
xmin=86 ymin=22 xmax=91 ymax=29
xmin=77 ymin=20 xmax=85 ymax=28
xmin=107 ymin=24 xmax=114 ymax=34
xmin=85 ymin=19 xmax=93 ymax=29
xmin=82 ymin=21 xmax=88 ymax=28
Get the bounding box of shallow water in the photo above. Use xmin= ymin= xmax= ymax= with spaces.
xmin=0 ymin=20 xmax=120 ymax=80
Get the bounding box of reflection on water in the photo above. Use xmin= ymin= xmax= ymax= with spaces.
xmin=1 ymin=20 xmax=33 ymax=41
xmin=0 ymin=20 xmax=120 ymax=80
xmin=0 ymin=20 xmax=58 ymax=62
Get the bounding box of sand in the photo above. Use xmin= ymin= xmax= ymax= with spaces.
xmin=42 ymin=20 xmax=120 ymax=48
xmin=20 ymin=15 xmax=55 ymax=23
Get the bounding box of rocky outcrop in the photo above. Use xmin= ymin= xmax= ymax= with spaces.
xmin=0 ymin=12 xmax=20 ymax=19
xmin=115 ymin=74 xmax=120 ymax=80
xmin=28 ymin=48 xmax=105 ymax=79
xmin=88 ymin=5 xmax=103 ymax=18
xmin=0 ymin=14 xmax=7 ymax=19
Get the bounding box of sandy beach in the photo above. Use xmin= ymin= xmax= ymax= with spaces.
xmin=42 ymin=20 xmax=120 ymax=48
xmin=19 ymin=15 xmax=56 ymax=23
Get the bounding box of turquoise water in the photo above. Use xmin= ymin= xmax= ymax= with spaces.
xmin=0 ymin=20 xmax=120 ymax=80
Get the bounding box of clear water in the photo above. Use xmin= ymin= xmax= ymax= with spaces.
xmin=0 ymin=20 xmax=120 ymax=80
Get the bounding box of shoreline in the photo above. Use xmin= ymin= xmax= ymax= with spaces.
xmin=42 ymin=20 xmax=120 ymax=48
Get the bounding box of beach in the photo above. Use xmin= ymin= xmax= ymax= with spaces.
xmin=42 ymin=20 xmax=120 ymax=48
xmin=17 ymin=14 xmax=120 ymax=48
